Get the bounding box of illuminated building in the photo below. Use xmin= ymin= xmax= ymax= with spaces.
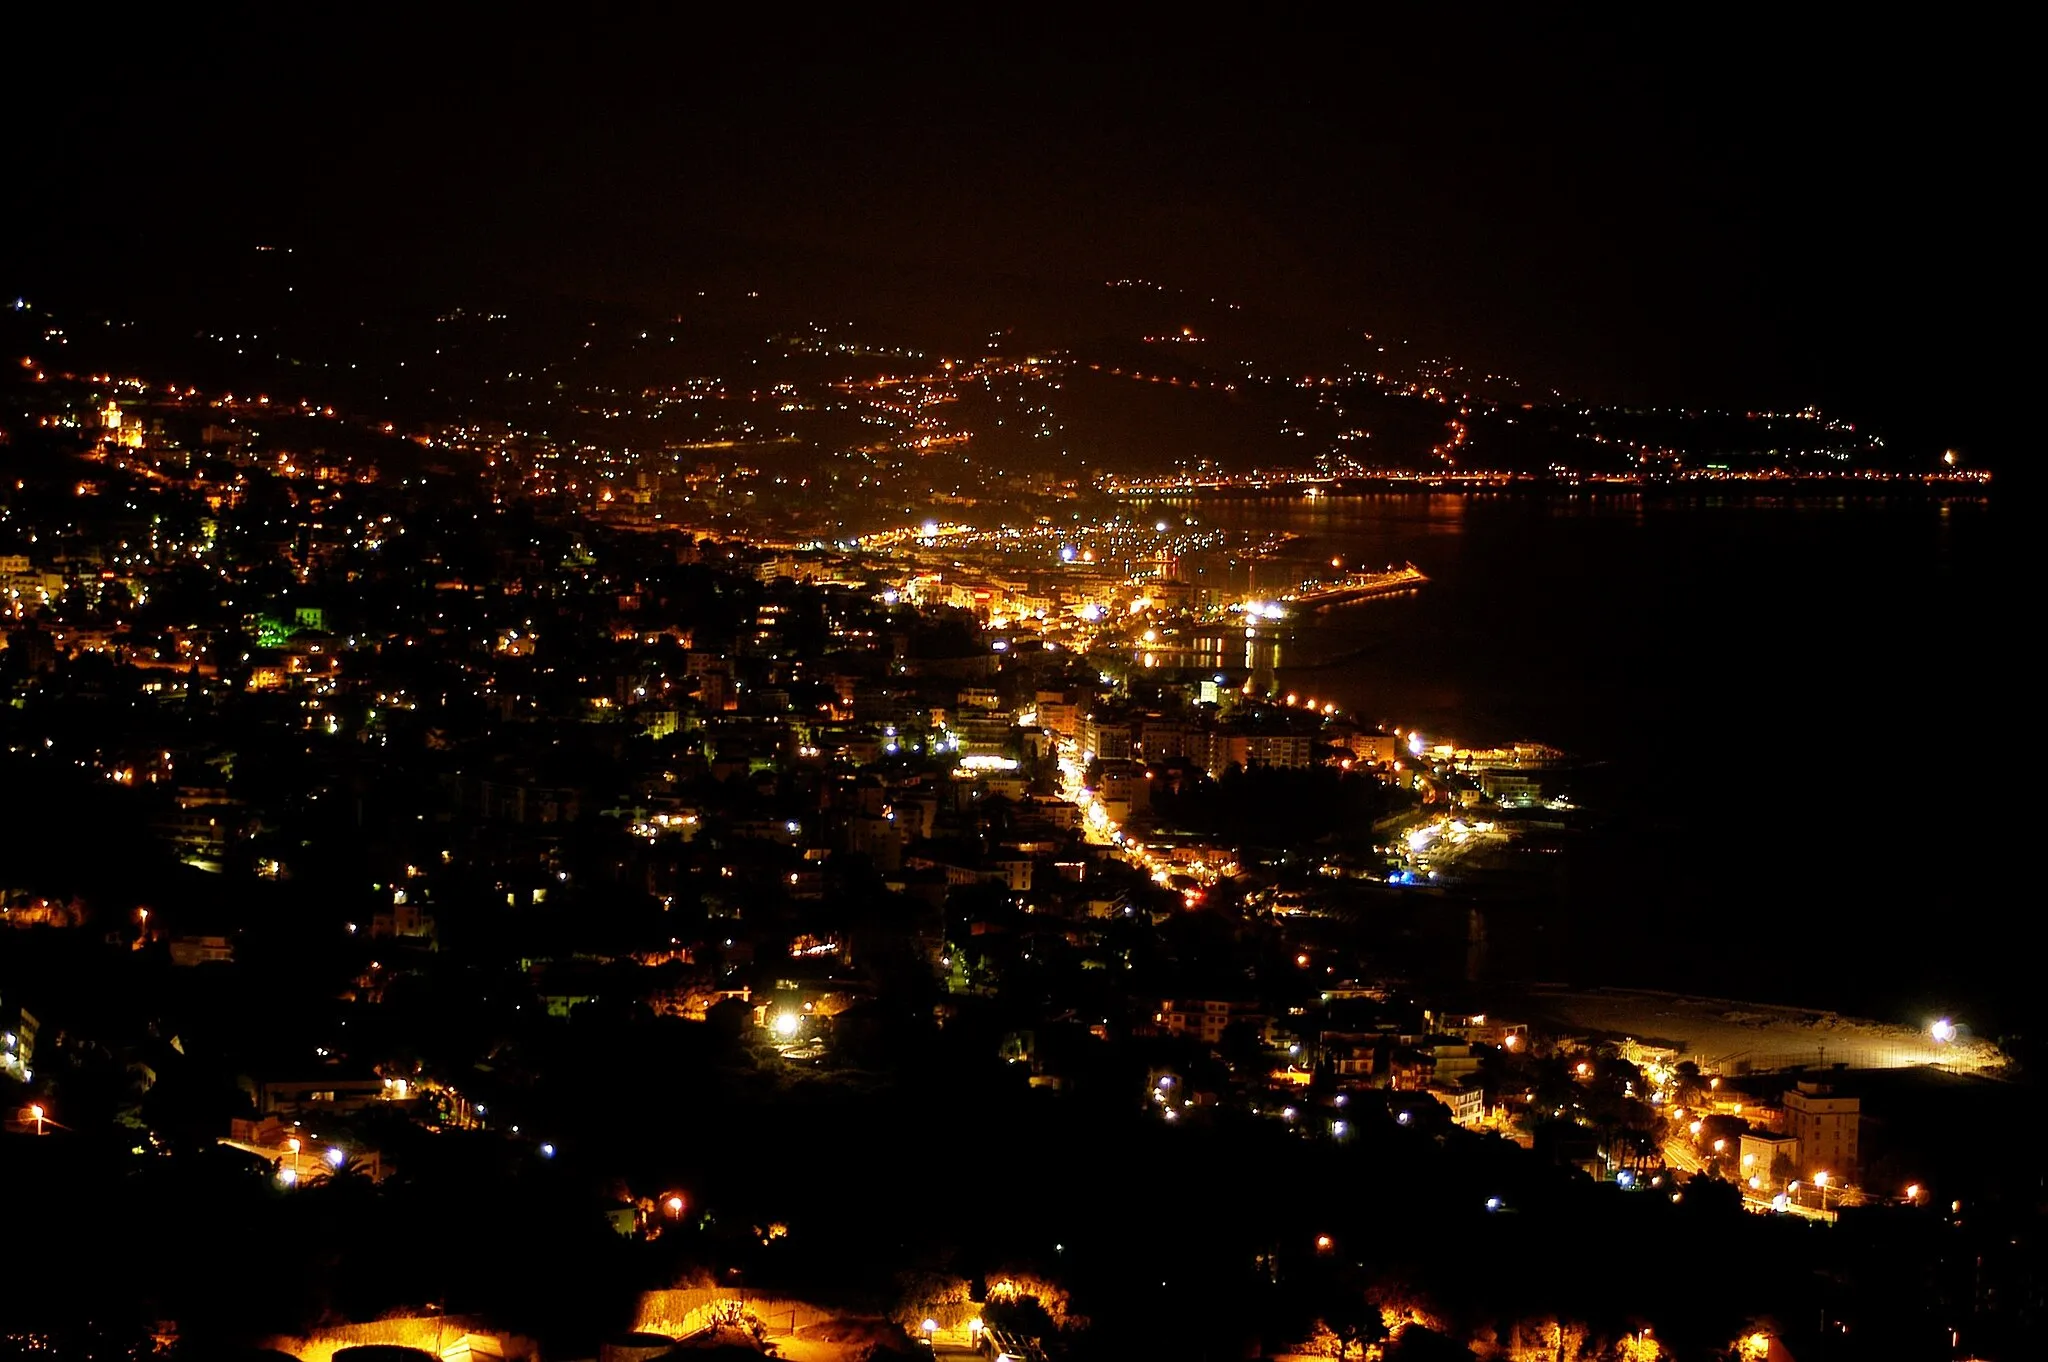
xmin=1784 ymin=1080 xmax=1860 ymax=1180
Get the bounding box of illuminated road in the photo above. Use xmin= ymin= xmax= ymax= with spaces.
xmin=1054 ymin=736 xmax=1221 ymax=907
xmin=1663 ymin=1138 xmax=1706 ymax=1177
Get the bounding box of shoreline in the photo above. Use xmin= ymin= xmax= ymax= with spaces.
xmin=1509 ymin=984 xmax=2008 ymax=1077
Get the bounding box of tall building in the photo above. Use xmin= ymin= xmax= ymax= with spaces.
xmin=1783 ymin=1079 xmax=1859 ymax=1180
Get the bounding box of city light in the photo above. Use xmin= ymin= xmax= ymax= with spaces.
xmin=0 ymin=80 xmax=2013 ymax=1358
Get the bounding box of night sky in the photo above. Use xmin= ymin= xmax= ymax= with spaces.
xmin=8 ymin=9 xmax=2023 ymax=458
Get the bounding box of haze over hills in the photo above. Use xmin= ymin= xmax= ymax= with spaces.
xmin=7 ymin=234 xmax=1948 ymax=496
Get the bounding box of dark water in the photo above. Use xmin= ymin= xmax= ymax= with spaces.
xmin=1148 ymin=492 xmax=2026 ymax=1033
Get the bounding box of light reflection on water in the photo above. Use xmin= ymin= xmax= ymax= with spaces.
xmin=1133 ymin=491 xmax=2020 ymax=1022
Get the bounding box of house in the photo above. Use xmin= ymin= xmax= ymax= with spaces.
xmin=1159 ymin=997 xmax=1266 ymax=1049
xmin=248 ymin=1071 xmax=388 ymax=1116
xmin=439 ymin=1334 xmax=506 ymax=1362
xmin=1784 ymin=1079 xmax=1860 ymax=1180
xmin=1740 ymin=1130 xmax=1800 ymax=1189
xmin=1430 ymin=1079 xmax=1487 ymax=1128
xmin=168 ymin=934 xmax=234 ymax=966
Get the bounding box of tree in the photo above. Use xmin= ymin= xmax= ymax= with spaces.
xmin=889 ymin=1269 xmax=969 ymax=1332
xmin=1218 ymin=1019 xmax=1269 ymax=1075
xmin=1669 ymin=1060 xmax=1706 ymax=1109
xmin=1384 ymin=1324 xmax=1476 ymax=1360
xmin=1325 ymin=1310 xmax=1390 ymax=1360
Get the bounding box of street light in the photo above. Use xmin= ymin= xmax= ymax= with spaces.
xmin=1930 ymin=1018 xmax=1957 ymax=1044
xmin=28 ymin=1103 xmax=46 ymax=1135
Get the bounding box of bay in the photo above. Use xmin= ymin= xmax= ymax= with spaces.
xmin=1141 ymin=491 xmax=2025 ymax=1034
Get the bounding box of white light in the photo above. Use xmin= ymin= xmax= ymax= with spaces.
xmin=1930 ymin=1018 xmax=1957 ymax=1043
xmin=774 ymin=1012 xmax=801 ymax=1038
xmin=325 ymin=1147 xmax=346 ymax=1168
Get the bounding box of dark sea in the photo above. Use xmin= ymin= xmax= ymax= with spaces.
xmin=1144 ymin=491 xmax=2025 ymax=1036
